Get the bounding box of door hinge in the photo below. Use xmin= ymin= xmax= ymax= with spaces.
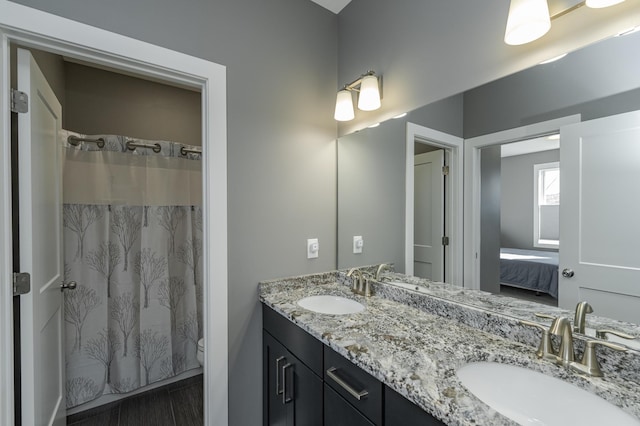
xmin=10 ymin=89 xmax=29 ymax=113
xmin=442 ymin=165 xmax=449 ymax=176
xmin=442 ymin=236 xmax=449 ymax=246
xmin=13 ymin=272 xmax=31 ymax=296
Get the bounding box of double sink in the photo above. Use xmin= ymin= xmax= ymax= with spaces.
xmin=295 ymin=293 xmax=640 ymax=426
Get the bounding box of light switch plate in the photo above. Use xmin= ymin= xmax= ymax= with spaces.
xmin=353 ymin=236 xmax=363 ymax=254
xmin=307 ymin=238 xmax=319 ymax=259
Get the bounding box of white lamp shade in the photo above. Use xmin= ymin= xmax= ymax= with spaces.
xmin=357 ymin=74 xmax=381 ymax=111
xmin=586 ymin=0 xmax=624 ymax=7
xmin=334 ymin=89 xmax=355 ymax=121
xmin=504 ymin=0 xmax=551 ymax=45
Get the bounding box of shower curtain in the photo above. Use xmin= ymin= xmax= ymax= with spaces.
xmin=61 ymin=130 xmax=203 ymax=408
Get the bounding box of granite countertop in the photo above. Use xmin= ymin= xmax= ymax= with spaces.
xmin=259 ymin=271 xmax=640 ymax=426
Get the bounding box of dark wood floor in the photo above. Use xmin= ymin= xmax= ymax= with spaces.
xmin=67 ymin=374 xmax=203 ymax=426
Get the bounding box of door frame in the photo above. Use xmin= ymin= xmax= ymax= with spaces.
xmin=0 ymin=3 xmax=228 ymax=426
xmin=405 ymin=122 xmax=463 ymax=285
xmin=463 ymin=115 xmax=579 ymax=291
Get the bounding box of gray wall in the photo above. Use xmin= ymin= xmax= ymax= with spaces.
xmin=338 ymin=119 xmax=405 ymax=270
xmin=480 ymin=146 xmax=501 ymax=294
xmin=337 ymin=94 xmax=463 ymax=269
xmin=501 ymin=150 xmax=560 ymax=250
xmin=9 ymin=1 xmax=338 ymax=425
xmin=337 ymin=0 xmax=640 ymax=136
xmin=64 ymin=62 xmax=202 ymax=145
xmin=464 ymin=30 xmax=640 ymax=138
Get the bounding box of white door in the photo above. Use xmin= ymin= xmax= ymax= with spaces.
xmin=559 ymin=110 xmax=640 ymax=324
xmin=414 ymin=150 xmax=445 ymax=280
xmin=17 ymin=48 xmax=66 ymax=425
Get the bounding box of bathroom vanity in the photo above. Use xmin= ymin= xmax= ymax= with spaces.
xmin=259 ymin=270 xmax=640 ymax=426
xmin=263 ymin=304 xmax=444 ymax=426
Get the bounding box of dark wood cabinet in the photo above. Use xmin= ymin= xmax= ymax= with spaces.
xmin=262 ymin=304 xmax=448 ymax=426
xmin=385 ymin=386 xmax=446 ymax=426
xmin=324 ymin=384 xmax=374 ymax=426
xmin=263 ymin=331 xmax=323 ymax=426
xmin=323 ymin=345 xmax=382 ymax=425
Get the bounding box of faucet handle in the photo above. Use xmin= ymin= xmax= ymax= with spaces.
xmin=595 ymin=329 xmax=635 ymax=340
xmin=534 ymin=312 xmax=555 ymax=321
xmin=570 ymin=339 xmax=627 ymax=377
xmin=520 ymin=320 xmax=557 ymax=360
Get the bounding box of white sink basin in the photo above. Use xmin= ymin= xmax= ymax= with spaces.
xmin=297 ymin=295 xmax=364 ymax=315
xmin=457 ymin=362 xmax=640 ymax=426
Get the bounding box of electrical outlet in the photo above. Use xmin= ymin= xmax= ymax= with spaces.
xmin=307 ymin=238 xmax=319 ymax=259
xmin=353 ymin=236 xmax=363 ymax=254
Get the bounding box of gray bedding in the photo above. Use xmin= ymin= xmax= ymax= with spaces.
xmin=500 ymin=248 xmax=559 ymax=299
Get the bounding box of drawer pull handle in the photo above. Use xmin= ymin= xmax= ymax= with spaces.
xmin=282 ymin=363 xmax=294 ymax=404
xmin=326 ymin=367 xmax=369 ymax=401
xmin=275 ymin=356 xmax=286 ymax=395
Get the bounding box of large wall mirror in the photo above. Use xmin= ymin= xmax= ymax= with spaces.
xmin=337 ymin=29 xmax=640 ymax=334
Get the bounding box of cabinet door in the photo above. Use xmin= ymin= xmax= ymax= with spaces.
xmin=324 ymin=384 xmax=374 ymax=426
xmin=384 ymin=386 xmax=446 ymax=426
xmin=264 ymin=331 xmax=289 ymax=426
xmin=263 ymin=331 xmax=322 ymax=426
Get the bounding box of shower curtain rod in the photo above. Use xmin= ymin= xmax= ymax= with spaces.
xmin=67 ymin=134 xmax=200 ymax=156
xmin=180 ymin=146 xmax=202 ymax=155
xmin=126 ymin=140 xmax=162 ymax=153
xmin=67 ymin=135 xmax=105 ymax=148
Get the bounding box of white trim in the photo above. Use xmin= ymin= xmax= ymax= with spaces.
xmin=405 ymin=122 xmax=464 ymax=286
xmin=0 ymin=3 xmax=228 ymax=425
xmin=463 ymin=116 xmax=579 ymax=291
xmin=533 ymin=161 xmax=560 ymax=249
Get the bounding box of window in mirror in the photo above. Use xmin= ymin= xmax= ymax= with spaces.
xmin=534 ymin=161 xmax=560 ymax=248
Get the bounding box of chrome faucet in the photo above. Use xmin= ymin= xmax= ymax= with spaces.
xmin=346 ymin=268 xmax=373 ymax=297
xmin=374 ymin=263 xmax=392 ymax=281
xmin=550 ymin=317 xmax=575 ymax=367
xmin=573 ymin=301 xmax=593 ymax=334
xmin=347 ymin=268 xmax=363 ymax=293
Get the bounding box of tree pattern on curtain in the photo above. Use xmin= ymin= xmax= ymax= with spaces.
xmin=62 ymin=132 xmax=203 ymax=409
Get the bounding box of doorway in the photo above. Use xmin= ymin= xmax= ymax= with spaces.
xmin=463 ymin=115 xmax=580 ymax=295
xmin=405 ymin=123 xmax=463 ymax=286
xmin=0 ymin=5 xmax=227 ymax=426
xmin=13 ymin=44 xmax=207 ymax=421
xmin=478 ymin=135 xmax=560 ymax=306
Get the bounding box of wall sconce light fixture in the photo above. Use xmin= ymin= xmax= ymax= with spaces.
xmin=504 ymin=0 xmax=626 ymax=45
xmin=504 ymin=0 xmax=551 ymax=46
xmin=334 ymin=70 xmax=382 ymax=121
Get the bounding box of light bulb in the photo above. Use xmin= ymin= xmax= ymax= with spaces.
xmin=504 ymin=0 xmax=551 ymax=45
xmin=334 ymin=89 xmax=355 ymax=121
xmin=357 ymin=75 xmax=381 ymax=111
xmin=586 ymin=0 xmax=624 ymax=8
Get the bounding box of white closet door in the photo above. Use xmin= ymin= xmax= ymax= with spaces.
xmin=18 ymin=47 xmax=66 ymax=426
xmin=559 ymin=110 xmax=640 ymax=324
xmin=414 ymin=150 xmax=445 ymax=281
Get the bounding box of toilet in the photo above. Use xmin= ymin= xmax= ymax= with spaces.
xmin=197 ymin=338 xmax=204 ymax=366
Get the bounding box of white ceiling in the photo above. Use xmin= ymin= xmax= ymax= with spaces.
xmin=309 ymin=0 xmax=352 ymax=14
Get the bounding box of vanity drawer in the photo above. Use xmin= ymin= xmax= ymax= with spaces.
xmin=262 ymin=304 xmax=323 ymax=376
xmin=385 ymin=385 xmax=446 ymax=426
xmin=323 ymin=346 xmax=382 ymax=425
xmin=324 ymin=384 xmax=374 ymax=426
